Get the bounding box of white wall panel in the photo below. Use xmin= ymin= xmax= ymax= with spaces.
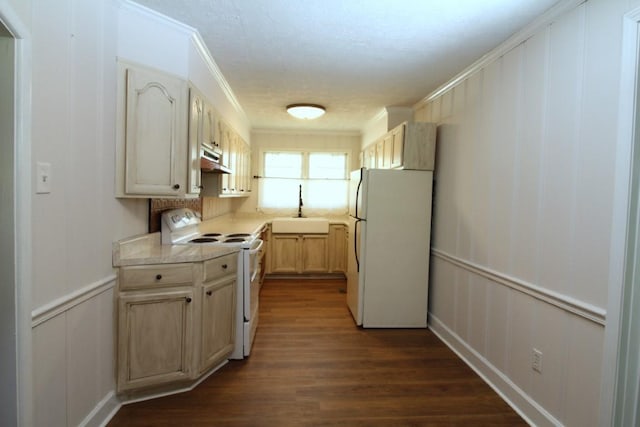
xmin=423 ymin=0 xmax=618 ymax=423
xmin=453 ymin=269 xmax=469 ymax=342
xmin=531 ymin=301 xmax=570 ymax=419
xmin=485 ymin=282 xmax=509 ymax=372
xmin=570 ymin=0 xmax=623 ymax=306
xmin=510 ymin=29 xmax=547 ymax=286
xmin=563 ymin=317 xmax=604 ymax=426
xmin=506 ymin=290 xmax=534 ymax=394
xmin=538 ymin=5 xmax=585 ymax=296
xmin=467 ymin=275 xmax=488 ymax=355
xmin=33 ymin=316 xmax=67 ymax=427
xmin=489 ymin=47 xmax=521 ymax=275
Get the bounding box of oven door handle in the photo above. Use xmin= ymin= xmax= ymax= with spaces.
xmin=248 ymin=239 xmax=264 ymax=255
xmin=249 ymin=239 xmax=264 ymax=283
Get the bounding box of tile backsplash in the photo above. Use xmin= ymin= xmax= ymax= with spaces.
xmin=148 ymin=198 xmax=202 ymax=233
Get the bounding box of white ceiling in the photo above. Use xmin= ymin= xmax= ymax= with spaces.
xmin=133 ymin=0 xmax=560 ymax=132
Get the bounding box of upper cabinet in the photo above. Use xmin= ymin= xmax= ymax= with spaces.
xmin=201 ymin=119 xmax=252 ymax=198
xmin=115 ymin=61 xmax=196 ymax=198
xmin=361 ymin=122 xmax=436 ymax=171
xmin=115 ymin=61 xmax=251 ymax=199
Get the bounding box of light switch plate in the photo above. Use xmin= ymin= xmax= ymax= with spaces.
xmin=36 ymin=162 xmax=52 ymax=194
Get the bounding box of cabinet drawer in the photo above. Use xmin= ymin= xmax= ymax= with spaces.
xmin=120 ymin=263 xmax=193 ymax=290
xmin=204 ymin=253 xmax=238 ymax=282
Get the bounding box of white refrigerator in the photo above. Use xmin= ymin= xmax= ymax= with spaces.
xmin=346 ymin=167 xmax=433 ymax=328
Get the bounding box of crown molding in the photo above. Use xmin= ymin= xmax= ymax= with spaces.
xmin=414 ymin=0 xmax=586 ymax=109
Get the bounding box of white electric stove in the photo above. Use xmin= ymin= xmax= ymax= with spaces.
xmin=161 ymin=208 xmax=263 ymax=359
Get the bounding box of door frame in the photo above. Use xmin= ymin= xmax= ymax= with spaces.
xmin=601 ymin=6 xmax=640 ymax=426
xmin=0 ymin=4 xmax=32 ymax=426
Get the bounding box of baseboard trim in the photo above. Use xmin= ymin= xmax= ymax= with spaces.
xmin=119 ymin=359 xmax=228 ymax=405
xmin=428 ymin=314 xmax=562 ymax=427
xmin=431 ymin=249 xmax=606 ymax=325
xmin=265 ymin=273 xmax=346 ymax=280
xmin=78 ymin=391 xmax=121 ymax=427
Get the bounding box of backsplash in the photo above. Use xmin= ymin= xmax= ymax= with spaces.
xmin=202 ymin=196 xmax=233 ymax=220
xmin=148 ymin=198 xmax=203 ymax=233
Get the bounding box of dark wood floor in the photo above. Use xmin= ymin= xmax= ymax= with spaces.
xmin=109 ymin=278 xmax=526 ymax=426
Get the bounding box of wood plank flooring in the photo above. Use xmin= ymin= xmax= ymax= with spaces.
xmin=109 ymin=278 xmax=526 ymax=426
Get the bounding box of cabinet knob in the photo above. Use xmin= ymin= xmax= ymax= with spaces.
xmin=222 ymin=264 xmax=228 ymax=269
xmin=198 ymin=185 xmax=204 ymax=189
xmin=206 ymin=290 xmax=212 ymax=296
xmin=173 ymin=184 xmax=180 ymax=190
xmin=155 ymin=274 xmax=162 ymax=280
xmin=185 ymin=297 xmax=192 ymax=303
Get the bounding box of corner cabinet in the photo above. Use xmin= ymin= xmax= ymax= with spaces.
xmin=116 ymin=252 xmax=238 ymax=395
xmin=115 ymin=61 xmax=198 ymax=198
xmin=361 ymin=122 xmax=436 ymax=171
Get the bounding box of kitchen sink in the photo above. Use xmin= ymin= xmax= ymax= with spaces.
xmin=271 ymin=217 xmax=329 ymax=234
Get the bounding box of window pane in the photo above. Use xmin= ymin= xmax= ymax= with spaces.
xmin=309 ymin=153 xmax=347 ymax=179
xmin=305 ymin=179 xmax=348 ymax=210
xmin=264 ymin=152 xmax=302 ymax=178
xmin=258 ymin=178 xmax=300 ymax=209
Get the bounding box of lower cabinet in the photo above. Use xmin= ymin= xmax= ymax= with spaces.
xmin=271 ymin=234 xmax=329 ymax=274
xmin=199 ymin=276 xmax=236 ymax=373
xmin=117 ymin=289 xmax=195 ymax=392
xmin=116 ymin=253 xmax=237 ymax=394
xmin=328 ymin=224 xmax=348 ymax=273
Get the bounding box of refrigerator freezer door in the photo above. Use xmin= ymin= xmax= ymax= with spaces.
xmin=348 ymin=168 xmax=367 ymax=219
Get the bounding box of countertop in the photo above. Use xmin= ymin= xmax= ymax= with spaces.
xmin=113 ymin=214 xmax=349 ymax=266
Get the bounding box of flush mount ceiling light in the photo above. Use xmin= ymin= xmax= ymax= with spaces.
xmin=286 ymin=103 xmax=326 ymax=120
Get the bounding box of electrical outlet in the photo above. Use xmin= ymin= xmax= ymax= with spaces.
xmin=532 ymin=348 xmax=543 ymax=373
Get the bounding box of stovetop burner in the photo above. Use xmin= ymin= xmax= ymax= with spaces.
xmin=226 ymin=233 xmax=251 ymax=238
xmin=202 ymin=233 xmax=223 ymax=237
xmin=223 ymin=238 xmax=247 ymax=243
xmin=189 ymin=237 xmax=219 ymax=243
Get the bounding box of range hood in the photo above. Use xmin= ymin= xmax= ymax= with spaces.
xmin=200 ymin=145 xmax=232 ymax=174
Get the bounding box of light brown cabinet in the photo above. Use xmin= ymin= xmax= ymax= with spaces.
xmin=203 ymin=120 xmax=251 ymax=198
xmin=328 ymin=224 xmax=348 ymax=273
xmin=116 ymin=252 xmax=238 ymax=394
xmin=361 ymin=122 xmax=436 ymax=171
xmin=117 ymin=288 xmax=195 ymax=392
xmin=199 ymin=276 xmax=235 ymax=373
xmin=115 ymin=61 xmax=195 ymax=198
xmin=270 ymin=234 xmax=329 ymax=274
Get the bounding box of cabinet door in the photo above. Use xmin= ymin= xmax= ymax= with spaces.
xmin=375 ymin=140 xmax=385 ymax=169
xmin=124 ymin=66 xmax=188 ymax=196
xmin=382 ymin=134 xmax=393 ymax=169
xmin=117 ymin=289 xmax=194 ymax=392
xmin=368 ymin=145 xmax=377 ymax=168
xmin=301 ymin=235 xmax=329 ymax=273
xmin=200 ymin=277 xmax=236 ymax=373
xmin=390 ymin=125 xmax=405 ymax=169
xmin=328 ymin=224 xmax=347 ymax=273
xmin=187 ymin=89 xmax=203 ymax=195
xmin=271 ymin=234 xmax=299 ymax=273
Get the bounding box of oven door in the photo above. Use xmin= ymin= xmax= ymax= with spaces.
xmin=244 ymin=239 xmax=264 ymax=321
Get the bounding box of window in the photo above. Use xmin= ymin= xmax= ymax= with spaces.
xmin=258 ymin=151 xmax=349 ymax=215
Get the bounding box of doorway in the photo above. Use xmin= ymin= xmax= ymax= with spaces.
xmin=0 ymin=20 xmax=17 ymax=426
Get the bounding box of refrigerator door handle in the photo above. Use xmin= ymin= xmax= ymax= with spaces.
xmin=354 ymin=219 xmax=361 ymax=272
xmin=355 ymin=167 xmax=364 ymax=219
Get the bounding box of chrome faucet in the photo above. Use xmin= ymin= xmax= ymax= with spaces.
xmin=297 ymin=184 xmax=304 ymax=218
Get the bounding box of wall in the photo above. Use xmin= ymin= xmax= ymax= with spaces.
xmin=238 ymin=130 xmax=361 ymax=214
xmin=26 ymin=0 xmax=150 ymax=425
xmin=415 ymin=0 xmax=632 ymax=424
xmin=0 ymin=28 xmax=17 ymax=425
